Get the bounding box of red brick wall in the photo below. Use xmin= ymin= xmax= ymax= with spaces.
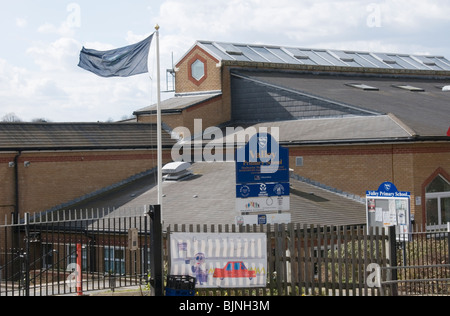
xmin=175 ymin=45 xmax=222 ymax=94
xmin=0 ymin=149 xmax=172 ymax=218
xmin=290 ymin=142 xmax=450 ymax=226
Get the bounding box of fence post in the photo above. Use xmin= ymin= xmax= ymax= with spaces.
xmin=447 ymin=223 xmax=450 ymax=268
xmin=148 ymin=205 xmax=164 ymax=297
xmin=23 ymin=213 xmax=30 ymax=297
xmin=76 ymin=243 xmax=83 ymax=296
xmin=386 ymin=226 xmax=398 ymax=296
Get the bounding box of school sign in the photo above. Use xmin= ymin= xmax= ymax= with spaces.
xmin=235 ymin=133 xmax=290 ymax=224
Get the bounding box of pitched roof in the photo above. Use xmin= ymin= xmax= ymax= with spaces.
xmin=134 ymin=92 xmax=222 ymax=115
xmin=231 ymin=70 xmax=450 ymax=137
xmin=203 ymin=115 xmax=413 ymax=146
xmin=66 ymin=162 xmax=366 ymax=228
xmin=195 ymin=41 xmax=450 ymax=72
xmin=0 ymin=122 xmax=176 ymax=151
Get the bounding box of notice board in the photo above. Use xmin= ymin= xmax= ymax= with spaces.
xmin=366 ymin=182 xmax=411 ymax=242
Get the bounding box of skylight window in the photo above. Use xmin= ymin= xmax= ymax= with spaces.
xmin=294 ymin=54 xmax=310 ymax=60
xmin=340 ymin=57 xmax=355 ymax=63
xmin=392 ymin=84 xmax=425 ymax=92
xmin=383 ymin=59 xmax=397 ymax=65
xmin=345 ymin=83 xmax=379 ymax=91
xmin=226 ymin=50 xmax=244 ymax=56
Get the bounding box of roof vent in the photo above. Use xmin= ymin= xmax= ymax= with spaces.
xmin=340 ymin=57 xmax=355 ymax=63
xmin=294 ymin=55 xmax=310 ymax=60
xmin=162 ymin=162 xmax=193 ymax=181
xmin=392 ymin=84 xmax=425 ymax=92
xmin=226 ymin=50 xmax=244 ymax=56
xmin=383 ymin=59 xmax=397 ymax=65
xmin=345 ymin=83 xmax=379 ymax=91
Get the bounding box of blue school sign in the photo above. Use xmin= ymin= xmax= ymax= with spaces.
xmin=366 ymin=182 xmax=411 ymax=198
xmin=235 ymin=133 xmax=290 ymax=185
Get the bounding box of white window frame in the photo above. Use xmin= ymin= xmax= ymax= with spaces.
xmin=425 ymin=175 xmax=450 ymax=230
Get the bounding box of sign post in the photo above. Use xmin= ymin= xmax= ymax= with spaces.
xmin=235 ymin=133 xmax=290 ymax=225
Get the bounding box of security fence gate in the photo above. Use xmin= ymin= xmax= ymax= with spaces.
xmin=1 ymin=209 xmax=449 ymax=296
xmin=0 ymin=209 xmax=154 ymax=296
xmin=384 ymin=226 xmax=450 ymax=296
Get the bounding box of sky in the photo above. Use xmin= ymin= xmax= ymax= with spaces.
xmin=1 ymin=0 xmax=450 ymax=122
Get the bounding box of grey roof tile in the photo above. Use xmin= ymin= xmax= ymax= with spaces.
xmin=68 ymin=162 xmax=366 ymax=228
xmin=0 ymin=122 xmax=176 ymax=150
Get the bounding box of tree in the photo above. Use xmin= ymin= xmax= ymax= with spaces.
xmin=31 ymin=118 xmax=52 ymax=123
xmin=2 ymin=113 xmax=22 ymax=122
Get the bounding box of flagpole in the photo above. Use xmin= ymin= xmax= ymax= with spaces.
xmin=155 ymin=24 xmax=163 ymax=222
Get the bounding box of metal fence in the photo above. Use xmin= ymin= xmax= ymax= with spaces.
xmin=0 ymin=209 xmax=151 ymax=296
xmin=386 ymin=225 xmax=450 ymax=296
xmin=1 ymin=209 xmax=449 ymax=296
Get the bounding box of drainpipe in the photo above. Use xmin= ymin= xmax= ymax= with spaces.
xmin=13 ymin=151 xmax=21 ymax=224
xmin=10 ymin=151 xmax=21 ymax=251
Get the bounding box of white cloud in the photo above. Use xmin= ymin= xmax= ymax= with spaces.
xmin=26 ymin=37 xmax=80 ymax=71
xmin=37 ymin=21 xmax=76 ymax=37
xmin=16 ymin=18 xmax=28 ymax=28
xmin=381 ymin=0 xmax=450 ymax=30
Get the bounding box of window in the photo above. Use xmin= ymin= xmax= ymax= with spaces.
xmin=345 ymin=83 xmax=379 ymax=91
xmin=105 ymin=247 xmax=126 ymax=275
xmin=191 ymin=59 xmax=205 ymax=81
xmin=426 ymin=175 xmax=450 ymax=230
xmin=188 ymin=55 xmax=208 ymax=86
xmin=296 ymin=157 xmax=304 ymax=167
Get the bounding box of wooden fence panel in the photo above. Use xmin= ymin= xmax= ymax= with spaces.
xmin=165 ymin=223 xmax=392 ymax=296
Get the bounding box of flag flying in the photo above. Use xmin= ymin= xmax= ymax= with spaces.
xmin=78 ymin=34 xmax=153 ymax=78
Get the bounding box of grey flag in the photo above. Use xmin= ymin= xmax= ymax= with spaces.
xmin=78 ymin=34 xmax=153 ymax=78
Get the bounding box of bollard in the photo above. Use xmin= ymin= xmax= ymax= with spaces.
xmin=76 ymin=244 xmax=83 ymax=296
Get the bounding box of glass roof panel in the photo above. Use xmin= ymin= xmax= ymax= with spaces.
xmin=360 ymin=53 xmax=389 ymax=68
xmin=413 ymin=56 xmax=443 ymax=70
xmin=316 ymin=51 xmax=347 ymax=66
xmin=431 ymin=57 xmax=450 ymax=71
xmin=196 ymin=41 xmax=450 ymax=72
xmin=331 ymin=50 xmax=360 ymax=67
xmin=400 ymin=56 xmax=430 ymax=70
xmin=374 ymin=53 xmax=403 ymax=69
xmin=347 ymin=53 xmax=379 ymax=68
xmin=235 ymin=45 xmax=268 ymax=62
xmin=267 ymin=48 xmax=301 ymax=64
xmin=388 ymin=55 xmax=421 ymax=69
xmin=201 ymin=43 xmax=232 ymax=60
xmin=283 ymin=48 xmax=317 ymax=65
xmin=251 ymin=46 xmax=285 ymax=63
xmin=301 ymin=50 xmax=333 ymax=66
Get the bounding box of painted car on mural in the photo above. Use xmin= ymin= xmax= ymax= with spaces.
xmin=213 ymin=261 xmax=256 ymax=280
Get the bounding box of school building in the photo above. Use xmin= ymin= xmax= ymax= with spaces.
xmin=0 ymin=40 xmax=449 ymax=230
xmin=134 ymin=41 xmax=450 ymax=230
